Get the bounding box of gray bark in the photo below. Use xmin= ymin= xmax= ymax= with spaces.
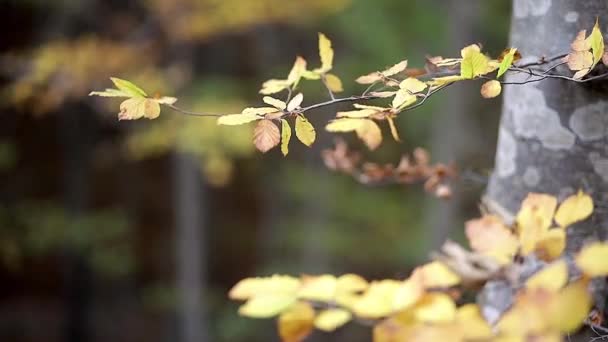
xmin=483 ymin=0 xmax=608 ymax=327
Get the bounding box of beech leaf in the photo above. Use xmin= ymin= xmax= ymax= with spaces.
xmin=554 ymin=190 xmax=594 ymax=227
xmin=480 ymin=80 xmax=502 ymax=98
xmin=118 ymin=97 xmax=160 ymax=120
xmin=253 ymin=119 xmax=281 ymax=153
xmin=280 ymin=119 xmax=291 ymax=156
xmin=295 ymin=115 xmax=316 ymax=147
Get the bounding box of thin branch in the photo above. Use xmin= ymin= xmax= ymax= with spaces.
xmin=167 ymin=104 xmax=223 ymax=117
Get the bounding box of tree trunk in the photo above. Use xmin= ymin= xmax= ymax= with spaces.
xmin=484 ymin=0 xmax=608 ymax=325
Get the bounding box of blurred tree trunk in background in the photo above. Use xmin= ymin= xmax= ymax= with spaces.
xmin=484 ymin=0 xmax=608 ymax=330
xmin=173 ymin=153 xmax=207 ymax=342
xmin=427 ymin=0 xmax=482 ymax=249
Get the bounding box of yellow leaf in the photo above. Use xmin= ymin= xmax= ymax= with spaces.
xmin=254 ymin=119 xmax=281 ymax=153
xmin=336 ymin=274 xmax=368 ymax=293
xmin=355 ymin=60 xmax=408 ymax=84
xmin=239 ymin=294 xmax=296 ymax=318
xmin=278 ymin=301 xmax=315 ymax=342
xmin=324 ymin=73 xmax=343 ymax=92
xmin=465 ymin=215 xmax=518 ymax=265
xmin=576 ymin=242 xmax=608 ymax=276
xmin=264 ymin=96 xmax=286 ymax=110
xmin=281 ymin=119 xmax=291 ymax=156
xmin=229 ymin=275 xmax=300 ymax=300
xmin=260 ymin=79 xmax=290 ymax=95
xmin=429 ymin=75 xmax=464 ymax=87
xmin=316 ymin=33 xmax=333 ymax=73
xmin=413 ymin=261 xmax=460 ymax=288
xmin=287 ymin=56 xmax=307 ymax=86
xmin=118 ymin=97 xmax=160 ymax=120
xmin=382 ymin=60 xmax=408 ymax=77
xmin=392 ymin=89 xmax=417 ymax=109
xmin=295 ymin=115 xmax=315 ymax=147
xmin=497 ymin=48 xmax=517 ymax=78
xmin=460 ymin=44 xmax=490 ymax=79
xmin=399 ymin=77 xmax=427 ymax=94
xmin=314 ymin=309 xmax=351 ymax=332
xmin=242 ymin=107 xmax=284 ymax=115
xmin=217 ymin=112 xmax=261 ymax=126
xmin=525 ymin=260 xmax=568 ymax=291
xmin=455 ymin=304 xmax=493 ymax=340
xmin=480 ymin=80 xmax=502 ymax=98
xmin=546 ymin=280 xmax=591 ymax=333
xmin=356 ymin=119 xmax=382 ymax=150
xmin=387 ymin=117 xmax=401 ymax=142
xmin=353 ymin=104 xmax=389 ymax=111
xmin=155 ymin=96 xmax=178 ymax=105
xmin=287 ymin=93 xmax=304 ymax=112
xmin=297 ymin=274 xmax=337 ymax=302
xmin=554 ymin=190 xmax=594 ymax=227
xmin=368 ymin=91 xmax=397 ymax=98
xmin=325 ymin=118 xmax=365 ymax=132
xmin=352 ymin=280 xmax=402 ymax=318
xmin=392 ymin=277 xmax=424 ymax=311
xmin=413 ymin=293 xmax=456 ymax=323
xmin=516 ymin=193 xmax=557 ymax=255
xmin=535 ymin=228 xmax=566 ymax=261
xmin=336 ymin=109 xmax=378 ymax=118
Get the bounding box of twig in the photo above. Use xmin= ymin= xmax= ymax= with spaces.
xmin=167 ymin=104 xmax=223 ymax=117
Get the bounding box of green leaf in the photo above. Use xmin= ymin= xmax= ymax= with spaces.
xmin=110 ymin=77 xmax=148 ymax=97
xmin=497 ymin=48 xmax=517 ymax=78
xmin=281 ymin=119 xmax=291 ymax=156
xmin=588 ymin=19 xmax=604 ymax=66
xmin=460 ymin=45 xmax=490 ymax=79
xmin=295 ymin=115 xmax=316 ymax=147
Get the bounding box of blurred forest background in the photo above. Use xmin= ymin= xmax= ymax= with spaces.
xmin=0 ymin=0 xmax=511 ymax=341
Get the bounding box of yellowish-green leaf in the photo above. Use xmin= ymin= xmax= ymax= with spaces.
xmin=217 ymin=112 xmax=261 ymax=125
xmin=399 ymin=77 xmax=427 ymax=94
xmin=392 ymin=89 xmax=417 ymax=109
xmin=497 ymin=48 xmax=517 ymax=78
xmin=263 ymin=96 xmax=286 ymax=110
xmin=260 ymin=79 xmax=290 ymax=95
xmin=317 ymin=33 xmax=333 ymax=73
xmin=429 ymin=75 xmax=464 ymax=87
xmin=297 ymin=274 xmax=337 ymax=302
xmin=278 ymin=301 xmax=315 ymax=342
xmin=229 ymin=275 xmax=300 ymax=300
xmin=287 ymin=56 xmax=307 ymax=87
xmin=253 ymin=119 xmax=281 ymax=153
xmin=325 ymin=118 xmax=365 ymax=132
xmin=314 ymin=309 xmax=351 ymax=332
xmin=576 ymin=242 xmax=608 ymax=276
xmin=295 ymin=115 xmax=315 ymax=147
xmin=118 ymin=97 xmax=160 ymax=120
xmin=336 ymin=109 xmax=378 ymax=118
xmin=460 ymin=44 xmax=490 ymax=79
xmin=387 ymin=117 xmax=400 ymax=142
xmin=239 ymin=294 xmax=296 ymax=318
xmin=110 ymin=77 xmax=147 ymax=97
xmin=526 ymin=260 xmax=568 ymax=291
xmin=480 ymin=80 xmax=502 ymax=98
xmin=325 ymin=73 xmax=343 ymax=92
xmin=554 ymin=190 xmax=594 ymax=227
xmin=352 ymin=280 xmax=402 ymax=318
xmin=355 ymin=119 xmax=382 ymax=150
xmin=588 ymin=19 xmax=604 ymax=67
xmin=287 ymin=93 xmax=304 ymax=112
xmin=280 ymin=119 xmax=291 ymax=156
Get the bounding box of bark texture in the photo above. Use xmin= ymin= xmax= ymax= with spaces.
xmin=483 ymin=0 xmax=608 ymax=327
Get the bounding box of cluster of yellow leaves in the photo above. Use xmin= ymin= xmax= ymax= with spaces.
xmin=565 ymin=20 xmax=605 ymax=79
xmin=90 ymin=78 xmax=177 ymax=120
xmin=230 ymin=191 xmax=608 ymax=342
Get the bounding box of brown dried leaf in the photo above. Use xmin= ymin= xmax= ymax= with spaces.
xmin=254 ymin=119 xmax=280 ymax=153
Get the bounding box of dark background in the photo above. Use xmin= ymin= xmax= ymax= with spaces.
xmin=0 ymin=0 xmax=510 ymax=341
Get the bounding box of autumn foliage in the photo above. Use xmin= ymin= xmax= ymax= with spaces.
xmin=88 ymin=20 xmax=608 ymax=342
